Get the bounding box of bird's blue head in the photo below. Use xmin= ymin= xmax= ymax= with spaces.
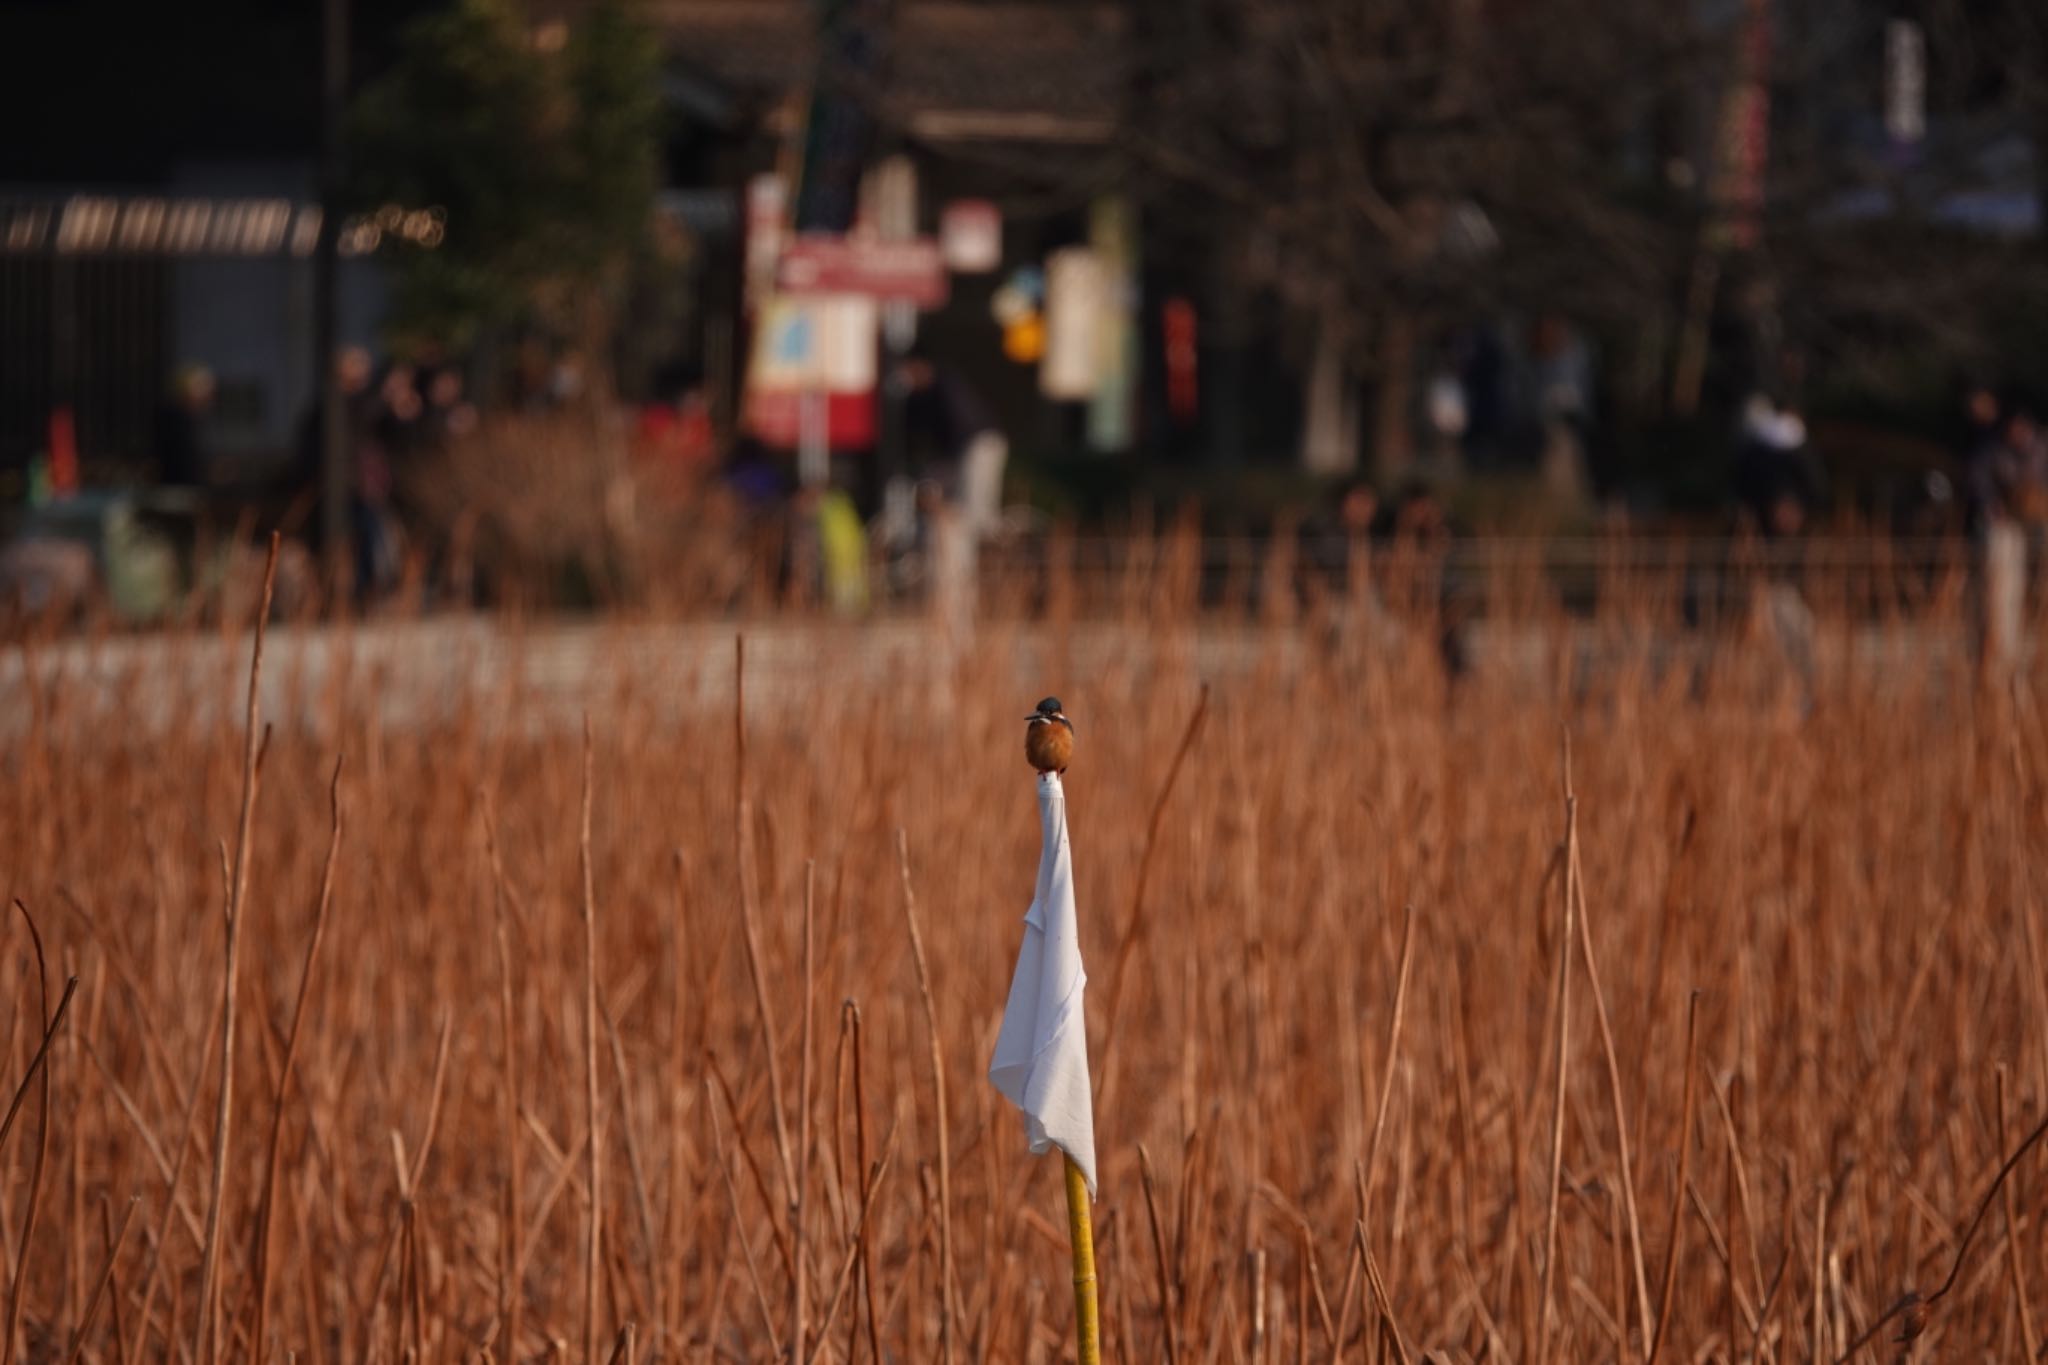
xmin=1028 ymin=697 xmax=1072 ymax=729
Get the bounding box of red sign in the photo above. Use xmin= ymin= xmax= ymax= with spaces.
xmin=777 ymin=235 xmax=948 ymax=307
xmin=745 ymin=389 xmax=877 ymax=451
xmin=1163 ymin=298 xmax=1198 ymax=425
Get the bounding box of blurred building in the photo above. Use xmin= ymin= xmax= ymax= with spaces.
xmin=625 ymin=0 xmax=1141 ymax=465
xmin=0 ymin=0 xmax=423 ymax=489
xmin=0 ymin=173 xmax=389 ymax=485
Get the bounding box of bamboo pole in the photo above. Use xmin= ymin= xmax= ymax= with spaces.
xmin=1065 ymin=1155 xmax=1102 ymax=1365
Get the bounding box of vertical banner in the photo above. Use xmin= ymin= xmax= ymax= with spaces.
xmin=866 ymin=156 xmax=920 ymax=351
xmin=744 ymin=174 xmax=788 ymax=315
xmin=1040 ymin=248 xmax=1104 ymax=402
xmin=1712 ymin=0 xmax=1771 ymax=249
xmin=1885 ymin=19 xmax=1925 ymax=158
xmin=1162 ymin=298 xmax=1198 ymax=427
xmin=1085 ymin=196 xmax=1138 ymax=453
xmin=793 ymin=0 xmax=893 ymax=234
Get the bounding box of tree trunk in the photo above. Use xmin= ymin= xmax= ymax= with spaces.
xmin=1300 ymin=302 xmax=1360 ymax=475
xmin=1371 ymin=310 xmax=1416 ymax=483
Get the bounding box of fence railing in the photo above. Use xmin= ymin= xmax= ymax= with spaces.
xmin=961 ymin=532 xmax=1989 ymax=624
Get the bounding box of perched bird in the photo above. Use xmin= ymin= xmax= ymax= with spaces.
xmin=1024 ymin=696 xmax=1074 ymax=774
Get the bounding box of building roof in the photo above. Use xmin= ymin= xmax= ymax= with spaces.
xmin=644 ymin=1 xmax=1126 ymax=143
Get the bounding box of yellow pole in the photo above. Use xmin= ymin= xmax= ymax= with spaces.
xmin=1064 ymin=1155 xmax=1101 ymax=1365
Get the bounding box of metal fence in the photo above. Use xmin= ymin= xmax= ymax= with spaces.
xmin=0 ymin=251 xmax=169 ymax=473
xmin=967 ymin=533 xmax=1987 ymax=624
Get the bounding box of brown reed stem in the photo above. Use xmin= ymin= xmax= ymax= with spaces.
xmin=250 ymin=754 xmax=343 ymax=1364
xmin=1098 ymin=683 xmax=1209 ymax=1082
xmin=804 ymin=1119 xmax=900 ymax=1365
xmin=600 ymin=1007 xmax=657 ymax=1335
xmin=896 ymin=829 xmax=958 ymax=1365
xmin=705 ymin=1052 xmax=796 ymax=1281
xmin=2 ymin=904 xmax=63 ymax=1365
xmin=1567 ymin=810 xmax=1655 ymax=1357
xmin=484 ymin=792 xmax=524 ymax=1364
xmin=128 ymin=991 xmax=223 ymax=1365
xmin=709 ymin=1078 xmax=780 ymax=1360
xmin=1361 ymin=903 xmax=1418 ymax=1229
xmin=194 ymin=529 xmax=277 ymax=1365
xmin=1533 ymin=788 xmax=1578 ymax=1365
xmin=0 ymin=970 xmax=79 ymax=1161
xmin=846 ymin=1002 xmax=882 ymax=1365
xmin=1645 ymin=991 xmax=1700 ymax=1365
xmin=61 ymin=1194 xmax=138 ymax=1365
xmin=98 ymin=1198 xmax=127 ymax=1365
xmin=1356 ymin=1220 xmax=1413 ymax=1365
xmin=1137 ymin=1145 xmax=1181 ymax=1365
xmin=734 ymin=639 xmax=797 ymax=1204
xmin=1997 ymin=1066 xmax=2040 ymax=1361
xmin=1830 ymin=1099 xmax=2048 ymax=1363
xmin=791 ymin=860 xmax=816 ymax=1363
xmin=581 ymin=718 xmax=604 ymax=1365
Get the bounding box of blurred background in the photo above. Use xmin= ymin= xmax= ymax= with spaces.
xmin=0 ymin=0 xmax=2045 ymax=624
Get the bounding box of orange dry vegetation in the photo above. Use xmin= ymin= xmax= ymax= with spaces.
xmin=1 ymin=541 xmax=2045 ymax=1365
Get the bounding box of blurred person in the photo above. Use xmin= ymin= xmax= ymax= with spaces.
xmin=1384 ymin=479 xmax=1471 ymax=678
xmin=819 ymin=479 xmax=870 ymax=616
xmin=422 ymin=367 xmax=478 ymax=446
xmin=1459 ymin=325 xmax=1508 ymax=461
xmin=783 ymin=482 xmax=825 ymax=608
xmin=1305 ymin=480 xmax=1379 ymax=596
xmin=153 ymin=365 xmax=215 ymax=487
xmin=294 ymin=345 xmax=376 ymax=472
xmin=291 ymin=346 xmax=379 ymax=569
xmin=1390 ymin=479 xmax=1450 ymax=544
xmin=1305 ymin=480 xmax=1390 ymax=655
xmin=346 ymin=363 xmax=429 ymax=600
xmin=1732 ymin=392 xmax=1824 ymax=690
xmin=373 ymin=363 xmax=426 ymax=460
xmin=1425 ymin=370 xmax=1468 ymax=476
xmin=898 ymin=353 xmax=1006 ymax=539
xmin=635 ymin=373 xmax=715 ymax=473
xmin=724 ymin=437 xmax=788 ymax=510
xmin=1957 ymin=380 xmax=2003 ymax=468
xmin=1966 ymin=406 xmax=2046 ymax=679
xmin=1530 ymin=316 xmax=1592 ymax=502
xmin=1734 ymin=391 xmax=1820 ymax=538
xmin=547 ymin=355 xmax=587 ymax=407
xmin=1964 ymin=404 xmax=2045 ymax=536
xmin=917 ymin=477 xmax=975 ymax=638
xmin=337 ymin=346 xmax=376 ymax=416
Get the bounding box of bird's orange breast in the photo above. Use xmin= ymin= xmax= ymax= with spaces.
xmin=1025 ymin=721 xmax=1073 ymax=772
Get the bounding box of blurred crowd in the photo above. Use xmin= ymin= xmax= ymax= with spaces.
xmin=140 ymin=343 xmax=1010 ymax=616
xmin=96 ymin=339 xmax=2048 ymax=650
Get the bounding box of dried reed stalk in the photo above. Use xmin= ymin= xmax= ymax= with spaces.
xmin=896 ymin=830 xmax=958 ymax=1365
xmin=194 ymin=532 xmax=279 ymax=1365
xmin=581 ymin=719 xmax=604 ymax=1365
xmin=1533 ymin=780 xmax=1579 ymax=1365
xmin=249 ymin=756 xmax=344 ymax=1362
xmin=2 ymin=904 xmax=65 ymax=1365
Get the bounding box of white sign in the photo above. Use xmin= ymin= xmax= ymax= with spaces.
xmin=751 ymin=293 xmax=879 ymax=393
xmin=1040 ymin=248 xmax=1104 ymax=401
xmin=941 ymin=200 xmax=1003 ymax=274
xmin=1886 ymin=20 xmax=1925 ymax=146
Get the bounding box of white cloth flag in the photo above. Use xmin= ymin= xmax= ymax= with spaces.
xmin=989 ymin=771 xmax=1098 ymax=1196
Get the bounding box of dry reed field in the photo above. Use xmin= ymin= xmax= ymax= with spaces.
xmin=3 ymin=538 xmax=2047 ymax=1365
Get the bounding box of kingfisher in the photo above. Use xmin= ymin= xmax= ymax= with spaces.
xmin=1024 ymin=696 xmax=1074 ymax=774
